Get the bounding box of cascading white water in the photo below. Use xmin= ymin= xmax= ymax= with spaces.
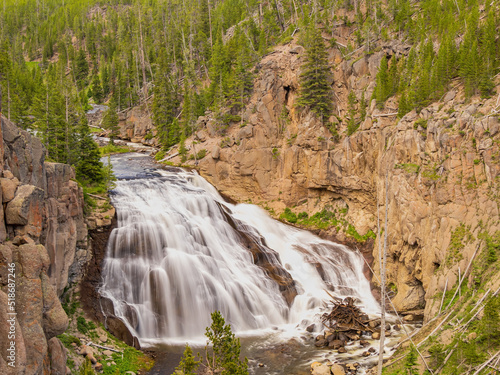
xmin=100 ymin=162 xmax=379 ymax=346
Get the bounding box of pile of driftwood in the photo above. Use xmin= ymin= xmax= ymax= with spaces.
xmin=321 ymin=296 xmax=373 ymax=333
xmin=314 ymin=295 xmax=390 ymax=356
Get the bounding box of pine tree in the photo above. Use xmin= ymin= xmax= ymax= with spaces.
xmin=174 ymin=345 xmax=200 ymax=375
xmin=75 ymin=48 xmax=89 ymax=89
xmin=481 ymin=297 xmax=500 ymax=348
xmin=404 ymin=345 xmax=418 ymax=375
xmin=75 ymin=116 xmax=104 ymax=183
xmin=91 ymin=74 xmax=104 ymax=104
xmin=205 ymin=311 xmax=248 ymax=375
xmin=297 ymin=26 xmax=333 ymax=122
xmin=102 ymin=97 xmax=120 ymax=144
xmin=347 ymin=90 xmax=358 ymax=135
xmin=152 ymin=55 xmax=181 ymax=148
xmin=374 ymin=56 xmax=389 ymax=107
xmin=398 ymin=90 xmax=411 ymax=118
xmin=101 ymin=65 xmax=110 ymax=98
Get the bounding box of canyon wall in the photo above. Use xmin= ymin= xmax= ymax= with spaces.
xmin=167 ymin=41 xmax=500 ymax=320
xmin=0 ymin=116 xmax=88 ymax=374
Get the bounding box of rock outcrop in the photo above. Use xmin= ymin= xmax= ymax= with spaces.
xmin=0 ymin=116 xmax=87 ymax=374
xmin=166 ymin=41 xmax=500 ymax=320
xmin=117 ymin=103 xmax=158 ymax=146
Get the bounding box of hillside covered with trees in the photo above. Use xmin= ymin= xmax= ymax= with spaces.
xmin=1 ymin=0 xmax=499 ymax=160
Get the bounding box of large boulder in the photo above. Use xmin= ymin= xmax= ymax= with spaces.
xmin=1 ymin=176 xmax=19 ymax=202
xmin=311 ymin=362 xmax=332 ymax=375
xmin=5 ymin=185 xmax=44 ymax=227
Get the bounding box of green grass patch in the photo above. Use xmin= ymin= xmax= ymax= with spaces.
xmin=279 ymin=207 xmax=374 ymax=242
xmin=395 ymin=163 xmax=420 ymax=174
xmin=446 ymin=223 xmax=474 ymax=265
xmin=58 ymin=334 xmax=82 ymax=348
xmin=102 ymin=347 xmax=154 ymax=375
xmin=77 ymin=316 xmax=97 ymax=335
xmin=188 ymin=149 xmax=207 ymax=160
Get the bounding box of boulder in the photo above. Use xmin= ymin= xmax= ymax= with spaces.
xmin=443 ymin=90 xmax=456 ymax=103
xmin=238 ymin=125 xmax=253 ymax=139
xmin=314 ymin=339 xmax=327 ymax=347
xmin=212 ymin=146 xmax=220 ymax=159
xmin=195 ymin=131 xmax=207 ymax=142
xmin=329 ymin=340 xmax=344 ymax=349
xmin=331 ymin=363 xmax=346 ymax=375
xmin=311 ymin=362 xmax=331 ymax=375
xmin=1 ymin=177 xmax=19 ymax=202
xmin=5 ymin=185 xmax=44 ymax=226
xmin=289 ymin=45 xmax=305 ymax=55
xmin=352 ymin=57 xmax=369 ymax=76
xmin=106 ymin=316 xmax=140 ymax=349
xmin=372 ymin=332 xmax=381 ymax=339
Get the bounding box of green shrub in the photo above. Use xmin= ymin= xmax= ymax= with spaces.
xmin=280 ymin=208 xmax=297 ymax=223
xmin=155 ymin=150 xmax=166 ymax=161
xmin=298 ymin=212 xmax=308 ymax=219
xmin=174 ymin=345 xmax=200 ymax=375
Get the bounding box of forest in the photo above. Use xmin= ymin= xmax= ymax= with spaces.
xmin=0 ymin=0 xmax=498 ymax=179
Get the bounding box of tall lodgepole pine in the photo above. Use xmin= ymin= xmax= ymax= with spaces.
xmin=297 ymin=26 xmax=333 ymax=123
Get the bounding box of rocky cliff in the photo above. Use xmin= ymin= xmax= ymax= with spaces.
xmin=0 ymin=116 xmax=88 ymax=374
xmin=164 ymin=40 xmax=500 ymax=321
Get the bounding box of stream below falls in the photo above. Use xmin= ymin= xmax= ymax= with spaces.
xmin=100 ymin=153 xmax=406 ymax=374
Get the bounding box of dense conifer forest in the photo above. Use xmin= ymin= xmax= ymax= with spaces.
xmin=0 ymin=0 xmax=498 ymax=176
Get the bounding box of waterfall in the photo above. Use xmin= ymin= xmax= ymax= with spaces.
xmin=100 ymin=164 xmax=379 ymax=345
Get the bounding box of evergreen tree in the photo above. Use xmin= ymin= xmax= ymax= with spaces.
xmin=75 ymin=48 xmax=89 ymax=89
xmin=102 ymin=97 xmax=120 ymax=144
xmin=374 ymin=56 xmax=389 ymax=107
xmin=75 ymin=116 xmax=104 ymax=183
xmin=404 ymin=345 xmax=418 ymax=375
xmin=101 ymin=65 xmax=110 ymax=98
xmin=174 ymin=345 xmax=200 ymax=375
xmin=91 ymin=74 xmax=104 ymax=104
xmin=347 ymin=90 xmax=358 ymax=135
xmin=480 ymin=297 xmax=500 ymax=348
xmin=152 ymin=56 xmax=181 ymax=147
xmin=205 ymin=311 xmax=248 ymax=375
xmin=297 ymin=26 xmax=333 ymax=122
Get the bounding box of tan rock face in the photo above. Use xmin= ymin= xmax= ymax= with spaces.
xmin=168 ymin=42 xmax=500 ymax=318
xmin=0 ymin=116 xmax=87 ymax=374
xmin=116 ymin=103 xmax=158 ymax=146
xmin=43 ymin=163 xmax=88 ymax=295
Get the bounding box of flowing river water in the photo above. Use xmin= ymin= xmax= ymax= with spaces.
xmin=100 ymin=153 xmax=404 ymax=374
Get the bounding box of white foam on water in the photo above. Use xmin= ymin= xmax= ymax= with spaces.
xmin=100 ymin=168 xmax=380 ymax=347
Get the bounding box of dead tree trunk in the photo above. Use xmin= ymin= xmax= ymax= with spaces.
xmin=377 ymin=173 xmax=389 ymax=374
